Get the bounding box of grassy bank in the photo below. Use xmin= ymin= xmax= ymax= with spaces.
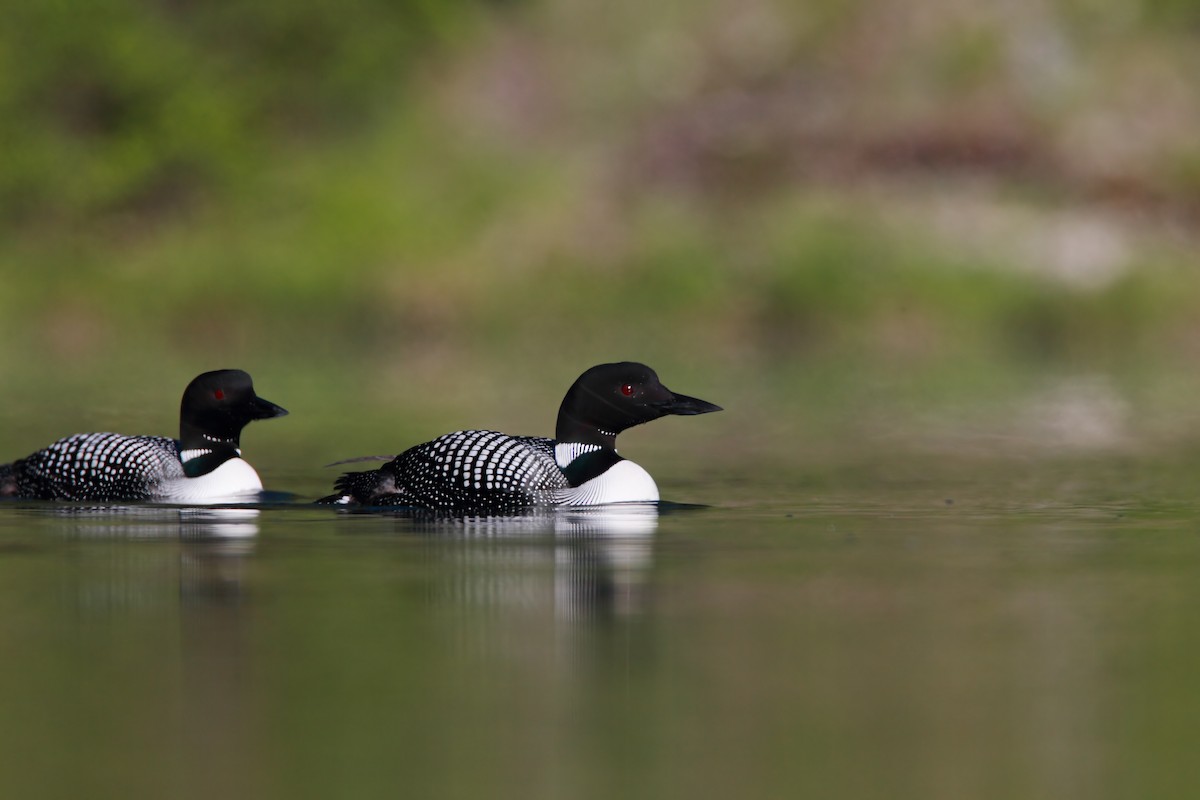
xmin=1 ymin=0 xmax=1199 ymax=455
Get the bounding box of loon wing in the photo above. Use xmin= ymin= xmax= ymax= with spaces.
xmin=323 ymin=454 xmax=398 ymax=468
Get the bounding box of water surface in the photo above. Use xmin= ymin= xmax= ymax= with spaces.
xmin=1 ymin=455 xmax=1198 ymax=800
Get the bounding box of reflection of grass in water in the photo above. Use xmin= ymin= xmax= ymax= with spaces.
xmin=5 ymin=347 xmax=1200 ymax=508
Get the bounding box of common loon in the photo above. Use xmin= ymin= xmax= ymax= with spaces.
xmin=0 ymin=370 xmax=287 ymax=503
xmin=319 ymin=362 xmax=721 ymax=512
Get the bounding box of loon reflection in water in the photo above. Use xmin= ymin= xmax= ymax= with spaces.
xmin=385 ymin=504 xmax=660 ymax=626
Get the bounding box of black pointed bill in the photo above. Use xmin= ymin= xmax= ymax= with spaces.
xmin=656 ymin=391 xmax=722 ymax=416
xmin=250 ymin=395 xmax=289 ymax=420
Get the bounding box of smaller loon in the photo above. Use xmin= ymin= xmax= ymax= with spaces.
xmin=0 ymin=370 xmax=287 ymax=503
xmin=319 ymin=362 xmax=721 ymax=512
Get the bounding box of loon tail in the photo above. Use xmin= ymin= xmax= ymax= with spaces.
xmin=0 ymin=462 xmax=16 ymax=497
xmin=315 ymin=468 xmax=401 ymax=506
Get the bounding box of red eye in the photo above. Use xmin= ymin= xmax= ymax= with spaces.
xmin=620 ymin=384 xmax=634 ymax=397
xmin=214 ymin=389 xmax=225 ymax=400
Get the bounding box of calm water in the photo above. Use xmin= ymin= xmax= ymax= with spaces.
xmin=2 ymin=456 xmax=1200 ymax=800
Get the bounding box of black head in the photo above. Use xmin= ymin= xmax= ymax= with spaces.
xmin=179 ymin=369 xmax=288 ymax=451
xmin=555 ymin=362 xmax=722 ymax=448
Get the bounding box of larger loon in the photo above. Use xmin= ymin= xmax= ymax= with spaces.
xmin=319 ymin=362 xmax=721 ymax=512
xmin=0 ymin=370 xmax=287 ymax=503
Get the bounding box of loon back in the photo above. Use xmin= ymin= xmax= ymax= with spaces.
xmin=324 ymin=430 xmax=571 ymax=513
xmin=0 ymin=433 xmax=185 ymax=502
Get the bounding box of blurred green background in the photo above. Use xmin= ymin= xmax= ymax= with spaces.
xmin=2 ymin=0 xmax=1200 ymax=478
xmin=6 ymin=5 xmax=1200 ymax=800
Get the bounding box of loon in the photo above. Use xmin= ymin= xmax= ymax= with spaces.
xmin=319 ymin=362 xmax=721 ymax=512
xmin=0 ymin=370 xmax=287 ymax=503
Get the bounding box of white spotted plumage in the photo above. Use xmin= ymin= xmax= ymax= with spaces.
xmin=0 ymin=369 xmax=285 ymax=504
xmin=553 ymin=442 xmax=602 ymax=468
xmin=3 ymin=433 xmax=262 ymax=503
xmin=328 ymin=430 xmax=660 ymax=511
xmin=8 ymin=433 xmax=185 ymax=501
xmin=330 ymin=430 xmax=575 ymax=512
xmin=321 ymin=361 xmax=721 ymax=512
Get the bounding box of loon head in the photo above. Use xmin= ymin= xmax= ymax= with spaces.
xmin=554 ymin=362 xmax=722 ymax=448
xmin=178 ymin=370 xmax=288 ymax=456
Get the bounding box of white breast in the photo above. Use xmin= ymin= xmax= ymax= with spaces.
xmin=158 ymin=458 xmax=265 ymax=504
xmin=553 ymin=460 xmax=660 ymax=506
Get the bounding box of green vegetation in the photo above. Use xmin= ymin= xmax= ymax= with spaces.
xmin=2 ymin=0 xmax=1200 ymax=462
